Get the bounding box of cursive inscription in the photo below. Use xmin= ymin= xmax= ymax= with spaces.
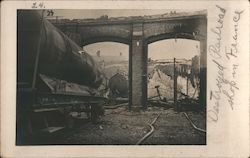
xmin=208 ymin=5 xmax=226 ymax=60
xmin=208 ymin=5 xmax=226 ymax=122
xmin=208 ymin=6 xmax=243 ymax=123
xmin=232 ymin=64 xmax=238 ymax=78
xmin=225 ymin=10 xmax=244 ymax=60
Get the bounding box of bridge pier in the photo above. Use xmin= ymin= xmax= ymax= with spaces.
xmin=130 ymin=24 xmax=148 ymax=111
xmin=130 ymin=38 xmax=143 ymax=111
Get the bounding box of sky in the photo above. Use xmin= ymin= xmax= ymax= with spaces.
xmin=84 ymin=39 xmax=200 ymax=60
xmin=148 ymin=39 xmax=200 ymax=60
xmin=49 ymin=10 xmax=201 ymax=60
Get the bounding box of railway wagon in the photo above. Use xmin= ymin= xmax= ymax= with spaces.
xmin=17 ymin=10 xmax=106 ymax=144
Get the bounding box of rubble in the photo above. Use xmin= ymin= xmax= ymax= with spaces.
xmin=48 ymin=106 xmax=206 ymax=145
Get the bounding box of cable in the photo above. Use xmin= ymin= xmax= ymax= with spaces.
xmin=183 ymin=112 xmax=206 ymax=133
xmin=136 ymin=113 xmax=160 ymax=145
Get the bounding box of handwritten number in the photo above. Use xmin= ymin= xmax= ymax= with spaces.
xmin=39 ymin=2 xmax=44 ymax=8
xmin=31 ymin=1 xmax=45 ymax=9
xmin=47 ymin=10 xmax=54 ymax=16
xmin=32 ymin=2 xmax=37 ymax=8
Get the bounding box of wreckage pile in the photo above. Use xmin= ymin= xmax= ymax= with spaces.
xmin=94 ymin=54 xmax=200 ymax=107
xmin=148 ymin=56 xmax=200 ymax=101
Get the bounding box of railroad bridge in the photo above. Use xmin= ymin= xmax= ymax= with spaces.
xmin=51 ymin=11 xmax=207 ymax=111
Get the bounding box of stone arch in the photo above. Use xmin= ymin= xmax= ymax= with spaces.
xmin=83 ymin=41 xmax=131 ymax=101
xmin=143 ymin=32 xmax=206 ymax=108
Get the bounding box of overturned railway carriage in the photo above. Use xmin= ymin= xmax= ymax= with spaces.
xmin=17 ymin=10 xmax=105 ymax=144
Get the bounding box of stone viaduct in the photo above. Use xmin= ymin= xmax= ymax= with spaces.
xmin=51 ymin=11 xmax=207 ymax=111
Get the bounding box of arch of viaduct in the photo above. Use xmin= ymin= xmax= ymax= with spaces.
xmin=52 ymin=13 xmax=207 ymax=110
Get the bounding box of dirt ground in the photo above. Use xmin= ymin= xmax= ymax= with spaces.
xmin=52 ymin=105 xmax=206 ymax=145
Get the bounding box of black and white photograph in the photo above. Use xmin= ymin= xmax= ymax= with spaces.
xmin=1 ymin=0 xmax=250 ymax=157
xmin=16 ymin=9 xmax=207 ymax=145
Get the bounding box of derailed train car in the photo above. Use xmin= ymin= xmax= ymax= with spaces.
xmin=17 ymin=10 xmax=106 ymax=144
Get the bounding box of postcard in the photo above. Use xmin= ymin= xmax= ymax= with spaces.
xmin=1 ymin=0 xmax=249 ymax=157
